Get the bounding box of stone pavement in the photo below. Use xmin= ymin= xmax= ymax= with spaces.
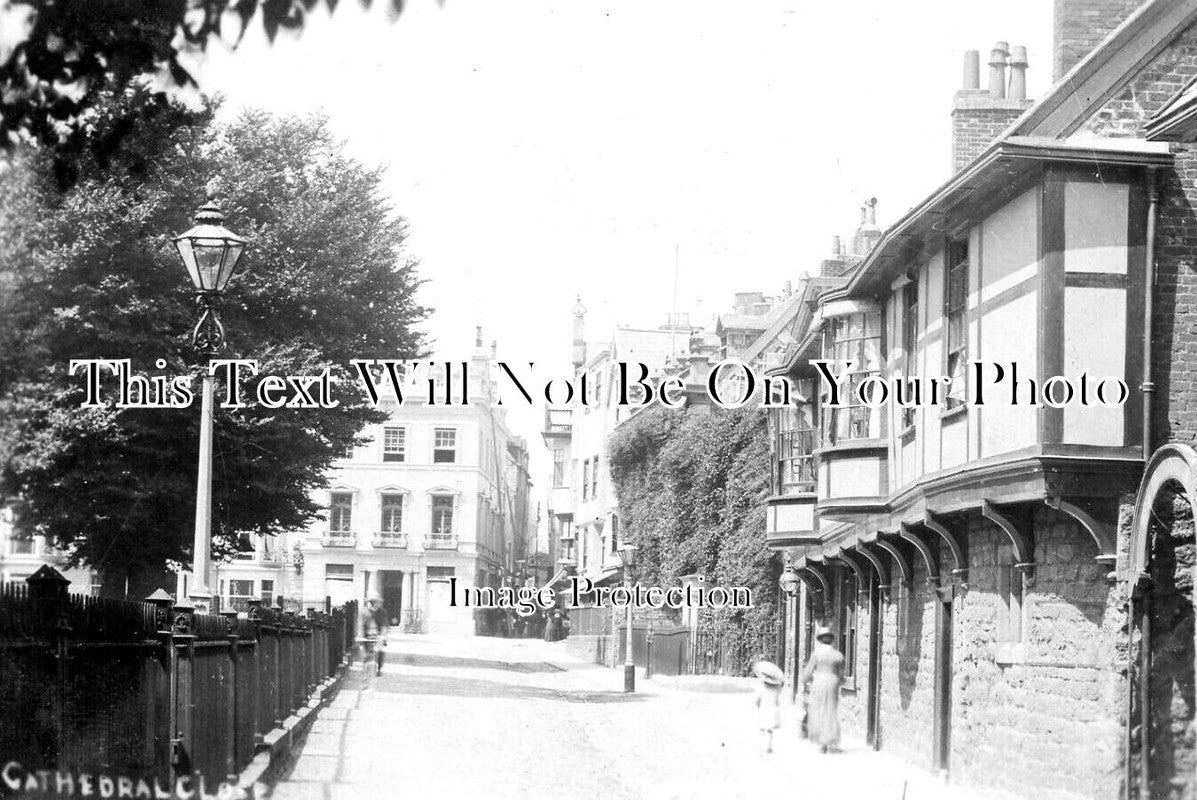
xmin=263 ymin=634 xmax=994 ymax=800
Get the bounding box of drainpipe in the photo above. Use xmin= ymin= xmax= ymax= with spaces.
xmin=1142 ymin=167 xmax=1159 ymax=457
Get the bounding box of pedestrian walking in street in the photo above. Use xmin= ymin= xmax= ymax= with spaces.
xmin=801 ymin=626 xmax=844 ymax=753
xmin=752 ymin=660 xmax=785 ymax=754
xmin=362 ymin=593 xmax=389 ymax=675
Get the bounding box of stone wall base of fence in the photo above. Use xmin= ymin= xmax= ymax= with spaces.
xmin=565 ymin=634 xmax=611 ymax=666
xmin=647 ymin=674 xmax=756 ymax=693
xmin=234 ymin=663 xmax=348 ymax=799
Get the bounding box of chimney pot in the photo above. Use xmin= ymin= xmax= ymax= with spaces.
xmin=831 ymin=235 xmax=842 ymax=256
xmin=989 ymin=41 xmax=1010 ymax=99
xmin=1008 ymin=45 xmax=1028 ymax=101
xmin=962 ymin=50 xmax=981 ymax=90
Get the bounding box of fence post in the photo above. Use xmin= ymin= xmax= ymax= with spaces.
xmin=645 ymin=627 xmax=655 ymax=680
xmin=146 ymin=589 xmax=177 ymax=786
xmin=26 ymin=566 xmax=71 ymax=769
xmin=170 ymin=597 xmax=197 ymax=779
xmin=246 ymin=599 xmax=264 ymax=748
xmin=221 ymin=610 xmax=239 ymax=781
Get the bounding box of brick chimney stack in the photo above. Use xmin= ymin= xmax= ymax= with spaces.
xmin=951 ymin=43 xmax=1035 ymax=173
xmin=1053 ymin=0 xmax=1142 ymax=82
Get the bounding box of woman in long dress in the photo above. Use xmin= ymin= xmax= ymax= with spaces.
xmin=801 ymin=626 xmax=845 ymax=753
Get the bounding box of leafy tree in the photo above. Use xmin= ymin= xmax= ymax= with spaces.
xmin=607 ymin=404 xmax=781 ymax=641
xmin=0 ymin=86 xmax=426 ymax=596
xmin=0 ymin=0 xmax=419 ymax=152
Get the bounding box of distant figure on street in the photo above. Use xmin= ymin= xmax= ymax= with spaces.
xmin=752 ymin=660 xmax=785 ymax=754
xmin=363 ymin=593 xmax=388 ymax=675
xmin=801 ymin=626 xmax=844 ymax=753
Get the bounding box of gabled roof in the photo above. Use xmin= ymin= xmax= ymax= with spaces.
xmin=761 ymin=275 xmax=848 ymax=376
xmin=1011 ymin=0 xmax=1197 ymax=139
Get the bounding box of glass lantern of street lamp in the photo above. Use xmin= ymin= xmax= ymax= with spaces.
xmin=173 ymin=201 xmax=246 ymax=294
xmin=617 ymin=544 xmax=637 ymax=569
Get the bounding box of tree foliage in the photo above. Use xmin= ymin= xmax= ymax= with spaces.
xmin=0 ymin=86 xmax=426 ymax=595
xmin=607 ymin=405 xmax=780 ymax=631
xmin=0 ymin=0 xmax=426 ymax=153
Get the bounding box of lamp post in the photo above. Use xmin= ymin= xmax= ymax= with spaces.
xmin=173 ymin=201 xmax=246 ymax=612
xmin=617 ymin=544 xmax=638 ymax=692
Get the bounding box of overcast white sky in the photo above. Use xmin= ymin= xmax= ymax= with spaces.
xmin=192 ymin=0 xmax=1052 ymax=457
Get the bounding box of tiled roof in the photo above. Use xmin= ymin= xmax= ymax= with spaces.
xmin=610 ymin=326 xmax=691 ymax=370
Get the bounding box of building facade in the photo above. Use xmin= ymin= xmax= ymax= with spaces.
xmin=215 ymin=340 xmax=534 ymax=636
xmin=765 ymin=2 xmax=1197 ymax=798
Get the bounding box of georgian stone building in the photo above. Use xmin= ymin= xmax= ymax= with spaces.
xmin=215 ymin=336 xmax=534 ymax=636
xmin=767 ymin=1 xmax=1197 ymax=797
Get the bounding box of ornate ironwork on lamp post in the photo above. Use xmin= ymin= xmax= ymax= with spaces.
xmin=173 ymin=201 xmax=246 ymax=612
xmin=618 ymin=544 xmax=638 ymax=693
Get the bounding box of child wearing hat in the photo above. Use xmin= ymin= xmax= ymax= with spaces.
xmin=753 ymin=660 xmax=785 ymax=754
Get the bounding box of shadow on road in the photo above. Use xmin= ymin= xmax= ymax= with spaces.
xmin=370 ymin=672 xmax=648 ymax=703
xmin=387 ymin=653 xmax=566 ymax=673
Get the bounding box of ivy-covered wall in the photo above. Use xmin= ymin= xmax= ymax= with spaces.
xmin=607 ymin=405 xmax=781 ymax=632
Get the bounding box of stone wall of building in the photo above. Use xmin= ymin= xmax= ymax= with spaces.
xmin=1146 ymin=492 xmax=1197 ymax=800
xmin=948 ymin=510 xmax=1126 ymax=799
xmin=877 ymin=554 xmax=939 ymax=768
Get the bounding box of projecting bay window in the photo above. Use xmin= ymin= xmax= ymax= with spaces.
xmin=382 ymin=427 xmax=406 ymax=462
xmin=901 ymin=274 xmax=919 ymax=432
xmin=773 ymin=392 xmax=816 ymax=495
xmin=944 ymin=238 xmax=968 ymax=411
xmin=821 ymin=311 xmax=883 ymax=444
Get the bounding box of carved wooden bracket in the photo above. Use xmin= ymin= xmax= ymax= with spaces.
xmin=923 ymin=512 xmax=966 ymax=577
xmin=1045 ymin=495 xmax=1118 ymax=565
xmin=874 ymin=538 xmax=912 ymax=586
xmin=797 ymin=565 xmax=830 ymax=596
xmin=898 ymin=523 xmax=939 ymax=584
xmin=981 ymin=499 xmax=1034 ymax=566
xmin=834 ymin=551 xmax=869 ymax=590
xmin=852 ymin=543 xmax=890 ymax=587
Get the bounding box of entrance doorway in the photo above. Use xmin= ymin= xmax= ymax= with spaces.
xmin=381 ymin=570 xmax=403 ymax=627
xmin=932 ymin=585 xmax=954 ymax=775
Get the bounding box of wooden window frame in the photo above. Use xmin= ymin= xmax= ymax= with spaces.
xmin=944 ymin=238 xmax=969 ymax=411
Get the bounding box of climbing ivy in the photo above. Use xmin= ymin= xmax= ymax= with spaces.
xmin=607 ymin=405 xmax=781 ymax=631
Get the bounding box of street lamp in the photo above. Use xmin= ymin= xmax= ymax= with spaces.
xmin=174 ymin=201 xmax=246 ymax=611
xmin=617 ymin=544 xmax=638 ymax=692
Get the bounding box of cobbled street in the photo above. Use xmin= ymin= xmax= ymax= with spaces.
xmin=264 ymin=635 xmax=987 ymax=800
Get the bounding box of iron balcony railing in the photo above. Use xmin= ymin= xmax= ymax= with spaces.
xmin=373 ymin=531 xmax=409 ymax=549
xmin=322 ymin=530 xmax=357 ymax=547
xmin=424 ymin=534 xmax=458 ymax=550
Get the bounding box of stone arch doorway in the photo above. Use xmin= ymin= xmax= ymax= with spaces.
xmin=1127 ymin=444 xmax=1197 ymax=800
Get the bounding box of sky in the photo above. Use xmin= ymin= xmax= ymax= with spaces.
xmin=191 ymin=0 xmax=1054 ymax=461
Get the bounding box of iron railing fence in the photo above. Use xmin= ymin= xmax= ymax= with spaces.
xmin=0 ymin=569 xmax=357 ymax=790
xmin=613 ymin=620 xmax=783 ymax=678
